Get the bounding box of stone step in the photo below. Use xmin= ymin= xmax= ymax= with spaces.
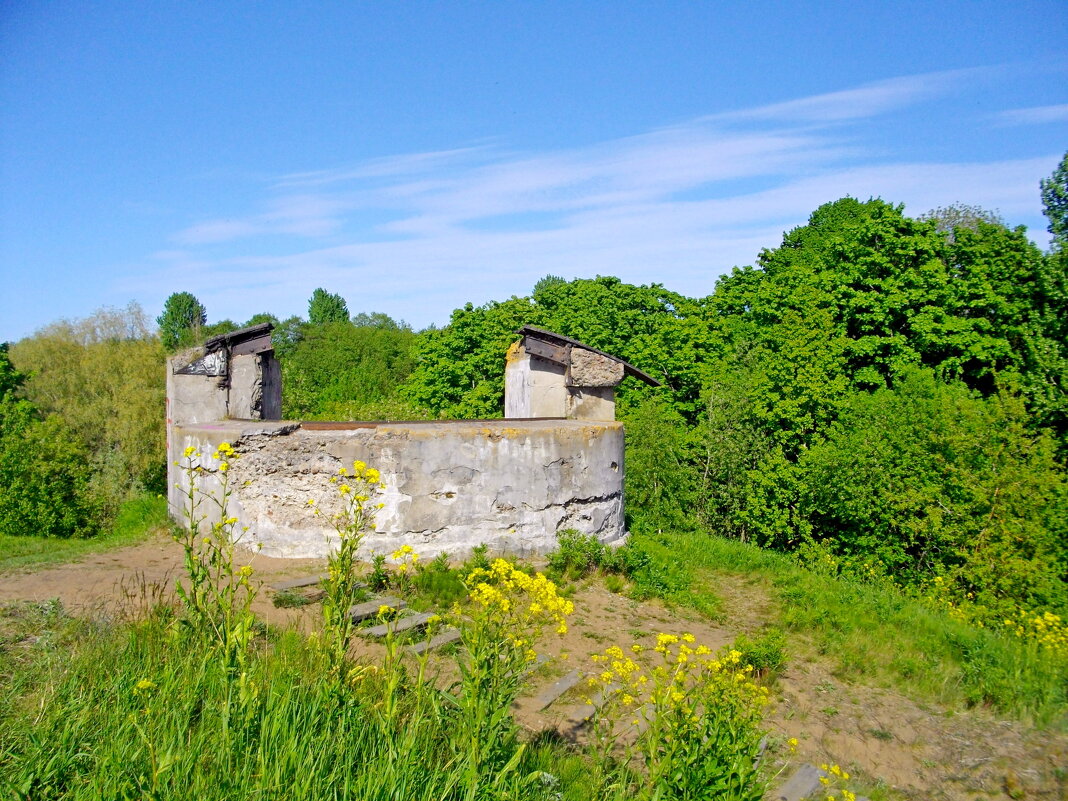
xmin=271 ymin=574 xmax=329 ymax=591
xmin=406 ymin=628 xmax=462 ymax=655
xmin=770 ymin=764 xmax=866 ymax=801
xmin=531 ymin=669 xmax=585 ymax=712
xmin=349 ymin=596 xmax=406 ymax=623
xmin=530 ymin=652 xmax=553 ymax=668
xmin=771 ymin=764 xmax=826 ymax=801
xmin=567 ymin=683 xmax=618 ymax=727
xmin=361 ymin=611 xmax=435 ymax=638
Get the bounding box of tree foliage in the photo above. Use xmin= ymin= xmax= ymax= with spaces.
xmin=919 ymin=203 xmax=1004 ymax=243
xmin=1040 ymin=150 xmax=1068 ymax=251
xmin=403 ymin=277 xmax=711 ymax=420
xmin=7 ymin=188 xmax=1065 ymax=618
xmin=156 ymin=292 xmax=207 ymax=352
xmin=0 ymin=343 xmax=98 ymax=538
xmin=396 ymin=196 xmax=1068 ymax=616
xmin=10 ymin=304 xmax=167 ymax=517
xmin=281 ymin=315 xmax=420 ymax=420
xmin=802 ymin=370 xmax=1067 ymax=615
xmin=307 ymin=288 xmax=350 ymax=327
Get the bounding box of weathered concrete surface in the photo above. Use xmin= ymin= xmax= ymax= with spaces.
xmin=567 ymin=348 xmax=624 ymax=387
xmin=228 ymin=354 xmax=262 ymax=420
xmin=505 ymin=342 xmax=569 ymax=418
xmin=166 ymin=352 xmax=230 ymax=426
xmin=169 ymin=419 xmax=626 ymax=560
xmin=504 ymin=342 xmax=620 ymax=422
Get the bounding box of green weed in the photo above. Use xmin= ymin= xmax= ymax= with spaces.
xmin=272 ymin=588 xmax=312 ymax=609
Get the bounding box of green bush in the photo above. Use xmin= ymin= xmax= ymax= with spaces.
xmin=0 ymin=398 xmax=98 ymax=539
xmin=547 ymin=528 xmax=606 ymax=579
xmin=801 ymin=369 xmax=1068 ymax=616
xmin=281 ymin=319 xmax=417 ymax=419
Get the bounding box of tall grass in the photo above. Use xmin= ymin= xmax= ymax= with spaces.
xmin=1 ymin=616 xmax=495 ymax=800
xmin=0 ymin=602 xmax=761 ymax=800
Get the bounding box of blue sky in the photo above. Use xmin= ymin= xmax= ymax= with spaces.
xmin=1 ymin=2 xmax=1066 ymax=340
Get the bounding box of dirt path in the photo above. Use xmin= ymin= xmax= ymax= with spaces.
xmin=0 ymin=532 xmax=326 ymax=628
xmin=1 ymin=538 xmax=1065 ymax=800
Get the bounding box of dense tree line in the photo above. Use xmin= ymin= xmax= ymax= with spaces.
xmin=393 ymin=169 xmax=1068 ymax=621
xmin=3 ymin=154 xmax=1065 ymax=623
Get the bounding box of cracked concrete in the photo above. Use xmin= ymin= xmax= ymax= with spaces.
xmin=168 ymin=419 xmax=626 ymax=560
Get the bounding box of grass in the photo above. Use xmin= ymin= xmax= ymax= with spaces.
xmin=0 ymin=494 xmax=170 ymax=574
xmin=1 ymin=612 xmax=523 ymax=800
xmin=3 ymin=512 xmax=1063 ymax=797
xmin=0 ymin=584 xmax=764 ymax=800
xmin=641 ymin=530 xmax=1068 ymax=727
xmin=271 ymin=588 xmax=314 ymax=608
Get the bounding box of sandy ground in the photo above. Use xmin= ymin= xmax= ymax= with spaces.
xmin=1 ymin=534 xmax=1065 ymax=800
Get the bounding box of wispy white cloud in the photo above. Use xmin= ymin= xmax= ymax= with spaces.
xmin=997 ymin=103 xmax=1068 ymax=126
xmin=709 ymin=68 xmax=995 ymax=124
xmin=276 ymin=146 xmax=491 ymax=188
xmin=141 ymin=68 xmax=1055 ymax=328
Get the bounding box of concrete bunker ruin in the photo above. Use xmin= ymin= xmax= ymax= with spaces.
xmin=166 ymin=323 xmax=659 ymax=559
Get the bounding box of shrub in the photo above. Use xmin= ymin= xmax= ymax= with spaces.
xmin=548 ymin=528 xmax=606 ymax=579
xmin=801 ymin=369 xmax=1068 ymax=617
xmin=0 ymin=398 xmax=98 ymax=539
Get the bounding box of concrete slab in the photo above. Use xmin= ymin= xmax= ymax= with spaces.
xmin=349 ymin=596 xmax=405 ymax=623
xmin=361 ymin=611 xmax=434 ymax=638
xmin=772 ymin=764 xmax=827 ymax=801
xmin=532 ymin=669 xmax=584 ymax=712
xmin=406 ymin=628 xmax=462 ymax=655
xmin=271 ymin=574 xmax=329 ymax=591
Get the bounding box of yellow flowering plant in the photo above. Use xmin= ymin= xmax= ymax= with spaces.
xmin=311 ymin=459 xmax=386 ymax=665
xmin=174 ymin=443 xmax=259 ymax=675
xmin=586 ymin=634 xmax=769 ymax=801
xmin=453 ymin=557 xmax=574 ymax=786
xmin=1005 ymin=608 xmax=1068 ymax=656
xmin=925 ymin=574 xmax=1068 ymax=658
xmin=815 ymin=763 xmax=856 ymax=801
xmin=390 ymin=543 xmax=419 ymax=594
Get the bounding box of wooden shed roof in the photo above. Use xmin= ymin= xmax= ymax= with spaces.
xmin=203 ymin=322 xmax=275 ymax=356
xmin=516 ymin=325 xmax=661 ymax=387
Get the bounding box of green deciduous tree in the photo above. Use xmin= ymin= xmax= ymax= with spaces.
xmin=1040 ymin=150 xmax=1068 ymax=252
xmin=11 ymin=304 xmax=167 ymax=517
xmin=403 ymin=276 xmax=712 ymax=420
xmin=801 ymin=369 xmax=1068 ymax=615
xmin=157 ymin=292 xmax=207 ymax=351
xmin=0 ymin=342 xmax=22 ymax=398
xmin=281 ymin=315 xmax=420 ymax=420
xmin=404 ymin=295 xmax=543 ymax=419
xmin=307 ymin=288 xmax=350 ymax=326
xmin=919 ymin=203 xmax=1004 ymax=243
xmin=0 ymin=342 xmax=98 ymax=538
xmin=622 ymin=394 xmax=696 ymax=534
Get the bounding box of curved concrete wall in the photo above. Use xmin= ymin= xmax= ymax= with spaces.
xmin=168 ymin=419 xmax=625 ymax=559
